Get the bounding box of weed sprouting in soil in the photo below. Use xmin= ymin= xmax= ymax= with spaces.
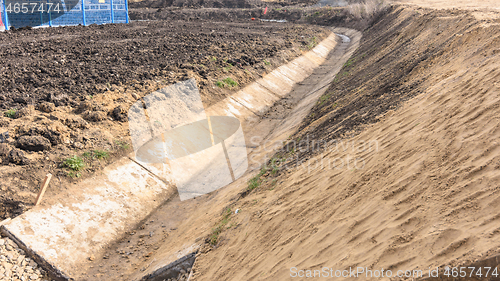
xmin=216 ymin=78 xmax=238 ymax=88
xmin=344 ymin=58 xmax=356 ymax=68
xmin=306 ymin=37 xmax=318 ymax=50
xmin=68 ymin=171 xmax=82 ymax=178
xmin=93 ymin=150 xmax=110 ymax=160
xmin=63 ymin=156 xmax=85 ymax=172
xmin=318 ymin=92 xmax=333 ymax=106
xmin=216 ymin=81 xmax=225 ymax=88
xmin=209 ymin=207 xmax=232 ymax=246
xmin=246 ymin=155 xmax=287 ymax=192
xmin=223 ymin=78 xmax=238 ymax=87
xmin=4 ymin=109 xmax=16 ymax=119
xmin=248 ymin=175 xmax=262 ymax=191
xmin=247 ymin=167 xmax=267 ymax=191
xmin=114 ymin=140 xmax=130 ymax=150
xmin=83 ymin=150 xmax=110 ymax=160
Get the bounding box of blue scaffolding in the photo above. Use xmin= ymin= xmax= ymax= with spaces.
xmin=0 ymin=0 xmax=128 ymax=30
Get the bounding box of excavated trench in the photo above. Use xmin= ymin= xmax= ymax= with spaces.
xmin=121 ymin=5 xmax=500 ymax=281
xmin=186 ymin=5 xmax=500 ymax=281
xmin=75 ymin=26 xmax=360 ymax=281
xmin=9 ymin=3 xmax=500 ymax=280
xmin=126 ymin=27 xmax=360 ymax=281
xmin=0 ymin=19 xmax=361 ymax=279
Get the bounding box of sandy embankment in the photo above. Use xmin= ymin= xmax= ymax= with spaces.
xmin=191 ymin=3 xmax=500 ymax=281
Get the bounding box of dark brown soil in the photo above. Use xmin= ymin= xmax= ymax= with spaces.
xmin=129 ymin=0 xmax=262 ymax=9
xmin=129 ymin=4 xmax=384 ymax=34
xmin=276 ymin=5 xmax=477 ymax=164
xmin=0 ymin=18 xmax=327 ymax=220
xmin=128 ymin=0 xmax=317 ymax=9
xmin=0 ymin=20 xmax=322 ymax=110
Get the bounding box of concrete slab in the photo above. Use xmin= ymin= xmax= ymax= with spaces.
xmin=203 ymin=98 xmax=236 ymax=117
xmin=311 ymin=36 xmax=336 ymax=58
xmin=289 ymin=55 xmax=318 ymax=74
xmin=274 ymin=64 xmax=310 ymax=83
xmin=205 ymin=95 xmax=258 ymax=120
xmin=256 ymin=70 xmax=296 ymax=97
xmin=0 ymin=157 xmax=175 ymax=280
xmin=231 ymin=83 xmax=280 ymax=115
xmin=302 ymin=51 xmax=324 ymax=66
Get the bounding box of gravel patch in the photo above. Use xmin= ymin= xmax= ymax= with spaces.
xmin=0 ymin=235 xmax=52 ymax=281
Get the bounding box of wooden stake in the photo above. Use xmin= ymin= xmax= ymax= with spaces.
xmin=35 ymin=174 xmax=52 ymax=206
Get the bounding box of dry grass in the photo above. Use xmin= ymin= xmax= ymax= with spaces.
xmin=347 ymin=0 xmax=388 ymax=18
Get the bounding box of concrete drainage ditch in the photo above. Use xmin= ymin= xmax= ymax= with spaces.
xmin=128 ymin=26 xmax=361 ymax=281
xmin=0 ymin=27 xmax=361 ymax=280
xmin=139 ymin=252 xmax=196 ymax=281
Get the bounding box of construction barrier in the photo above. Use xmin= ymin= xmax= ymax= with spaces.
xmin=0 ymin=0 xmax=128 ymax=29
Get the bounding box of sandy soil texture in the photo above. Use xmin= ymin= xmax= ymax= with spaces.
xmin=0 ymin=20 xmax=327 ymax=221
xmin=395 ymin=0 xmax=500 ymax=11
xmin=190 ymin=4 xmax=500 ymax=281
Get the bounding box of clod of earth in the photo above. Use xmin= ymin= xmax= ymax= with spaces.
xmin=16 ymin=136 xmax=52 ymax=152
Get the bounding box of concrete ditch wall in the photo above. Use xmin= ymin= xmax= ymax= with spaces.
xmin=133 ymin=30 xmax=348 ymax=281
xmin=205 ymin=33 xmax=337 ymax=118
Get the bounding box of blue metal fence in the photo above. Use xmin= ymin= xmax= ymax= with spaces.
xmin=0 ymin=0 xmax=128 ymax=29
xmin=1 ymin=0 xmax=9 ymax=30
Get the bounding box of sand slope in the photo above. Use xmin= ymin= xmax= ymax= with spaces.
xmin=395 ymin=0 xmax=500 ymax=12
xmin=191 ymin=4 xmax=500 ymax=281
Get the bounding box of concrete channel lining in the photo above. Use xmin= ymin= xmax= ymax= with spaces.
xmin=135 ymin=32 xmax=343 ymax=281
xmin=0 ymin=31 xmax=340 ymax=281
xmin=204 ymin=32 xmax=337 ymax=118
xmin=139 ymin=251 xmax=197 ymax=281
xmin=133 ymin=27 xmax=363 ymax=281
xmin=0 ymin=158 xmax=175 ymax=280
